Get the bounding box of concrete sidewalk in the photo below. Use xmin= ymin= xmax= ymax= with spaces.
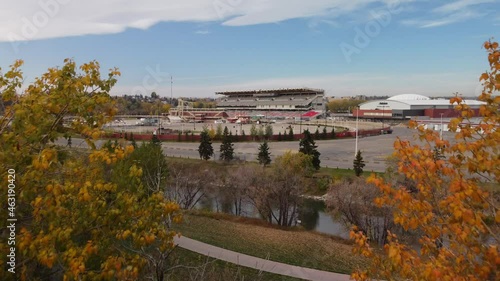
xmin=174 ymin=236 xmax=352 ymax=281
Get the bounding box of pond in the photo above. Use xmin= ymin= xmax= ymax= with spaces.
xmin=196 ymin=196 xmax=350 ymax=239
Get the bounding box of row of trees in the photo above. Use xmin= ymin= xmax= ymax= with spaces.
xmin=197 ymin=127 xmax=321 ymax=170
xmin=204 ymin=124 xmax=336 ymax=142
xmin=164 ymin=152 xmax=315 ymax=227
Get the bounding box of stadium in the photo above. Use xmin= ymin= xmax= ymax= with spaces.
xmin=215 ymin=88 xmax=327 ymax=120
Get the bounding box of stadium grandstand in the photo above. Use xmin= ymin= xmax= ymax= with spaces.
xmin=169 ymin=88 xmax=327 ymax=123
xmin=216 ymin=88 xmax=325 ymax=111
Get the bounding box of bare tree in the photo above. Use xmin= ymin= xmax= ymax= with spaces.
xmin=326 ymin=177 xmax=394 ymax=244
xmin=248 ymin=152 xmax=313 ymax=226
xmin=218 ymin=166 xmax=256 ymax=216
xmin=166 ymin=162 xmax=215 ymax=209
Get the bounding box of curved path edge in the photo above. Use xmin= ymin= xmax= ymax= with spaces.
xmin=174 ymin=236 xmax=352 ymax=281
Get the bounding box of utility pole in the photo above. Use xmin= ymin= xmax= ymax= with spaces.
xmin=170 ymin=75 xmax=173 ymax=106
xmin=440 ymin=113 xmax=444 ymax=140
xmin=355 ymin=106 xmax=359 ymax=157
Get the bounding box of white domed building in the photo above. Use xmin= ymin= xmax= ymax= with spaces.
xmin=356 ymin=94 xmax=485 ymax=119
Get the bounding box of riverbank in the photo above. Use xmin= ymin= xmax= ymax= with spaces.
xmin=172 ymin=212 xmax=367 ymax=275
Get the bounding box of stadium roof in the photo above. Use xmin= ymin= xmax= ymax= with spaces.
xmin=388 ymin=94 xmax=430 ymax=101
xmin=218 ymin=98 xmax=312 ymax=107
xmin=359 ymin=94 xmax=486 ymax=110
xmin=215 ymin=88 xmax=324 ymax=96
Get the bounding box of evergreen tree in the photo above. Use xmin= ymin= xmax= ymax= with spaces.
xmin=198 ymin=130 xmax=214 ymax=161
xmin=288 ymin=127 xmax=294 ymax=141
xmin=314 ymin=128 xmax=320 ymax=140
xmin=265 ymin=124 xmax=273 ymax=140
xmin=299 ymin=129 xmax=321 ymax=170
xmin=353 ymin=150 xmax=365 ymax=177
xmin=130 ymin=133 xmax=137 ymax=148
xmin=322 ymin=127 xmax=328 ymax=140
xmin=257 ymin=141 xmax=271 ymax=166
xmin=219 ymin=127 xmax=234 ymax=162
xmin=330 ymin=126 xmax=336 ymax=139
xmin=151 ymin=133 xmax=160 ymax=145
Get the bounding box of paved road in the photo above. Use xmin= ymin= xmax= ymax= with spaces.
xmin=174 ymin=236 xmax=351 ymax=281
xmin=162 ymin=127 xmax=456 ymax=172
xmin=56 ymin=127 xmax=456 ymax=172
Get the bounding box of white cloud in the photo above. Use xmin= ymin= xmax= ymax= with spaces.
xmin=433 ymin=0 xmax=494 ymax=14
xmin=1 ymin=0 xmax=414 ymax=42
xmin=402 ymin=10 xmax=483 ymax=28
xmin=402 ymin=0 xmax=496 ymax=28
xmin=195 ymin=30 xmax=211 ymax=35
xmin=2 ymin=0 xmax=496 ymax=41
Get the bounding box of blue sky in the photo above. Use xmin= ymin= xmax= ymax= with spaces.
xmin=0 ymin=0 xmax=499 ymax=98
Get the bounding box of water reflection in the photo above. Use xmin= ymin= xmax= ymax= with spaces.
xmin=195 ymin=196 xmax=350 ymax=239
xmin=299 ymin=199 xmax=349 ymax=239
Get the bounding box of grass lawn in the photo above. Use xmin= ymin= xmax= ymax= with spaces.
xmin=172 ymin=212 xmax=367 ymax=275
xmin=167 ymin=247 xmax=304 ymax=281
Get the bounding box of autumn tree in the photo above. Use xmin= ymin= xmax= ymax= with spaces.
xmin=117 ymin=141 xmax=169 ymax=194
xmin=257 ymin=125 xmax=265 ymax=141
xmin=257 ymin=141 xmax=271 ymax=166
xmin=198 ymin=130 xmax=214 ymax=161
xmin=299 ymin=129 xmax=321 ymax=170
xmin=327 ymin=178 xmax=394 ymax=245
xmin=264 ymin=124 xmax=273 ymax=140
xmin=215 ymin=123 xmax=223 ymax=140
xmin=249 ymin=151 xmax=313 ymax=226
xmin=353 ymin=150 xmax=365 ymax=177
xmin=327 ymin=99 xmax=363 ymax=113
xmin=351 ymin=41 xmax=500 ymax=281
xmin=250 ymin=124 xmax=257 ymax=141
xmin=219 ymin=127 xmax=234 ymax=162
xmin=0 ymin=59 xmax=181 ymax=280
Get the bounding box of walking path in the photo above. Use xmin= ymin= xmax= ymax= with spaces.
xmin=174 ymin=236 xmax=351 ymax=281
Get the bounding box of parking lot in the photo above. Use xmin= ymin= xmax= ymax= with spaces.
xmin=94 ymin=118 xmax=450 ymax=172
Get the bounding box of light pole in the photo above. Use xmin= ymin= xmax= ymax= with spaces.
xmin=381 ymin=105 xmax=385 ymax=133
xmin=355 ymin=106 xmax=359 ymax=156
xmin=440 ymin=113 xmax=444 ymax=140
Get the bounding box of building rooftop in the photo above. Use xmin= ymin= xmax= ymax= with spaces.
xmin=215 ymin=88 xmax=325 ymax=96
xmin=388 ymin=94 xmax=431 ymax=101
